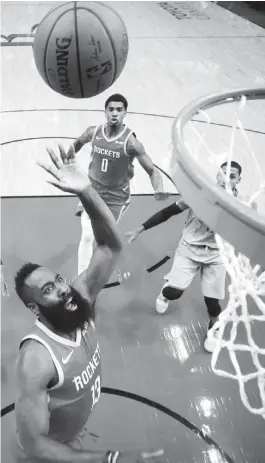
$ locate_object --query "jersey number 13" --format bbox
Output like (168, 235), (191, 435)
(91, 375), (101, 409)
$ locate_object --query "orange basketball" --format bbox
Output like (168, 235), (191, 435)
(33, 2), (129, 98)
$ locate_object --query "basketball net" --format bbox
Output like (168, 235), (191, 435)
(172, 92), (265, 418)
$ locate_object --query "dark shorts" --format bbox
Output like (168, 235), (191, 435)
(76, 200), (130, 223)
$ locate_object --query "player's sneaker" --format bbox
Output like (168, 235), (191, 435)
(204, 323), (219, 353)
(156, 293), (169, 314)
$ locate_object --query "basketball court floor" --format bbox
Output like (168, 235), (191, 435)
(1, 2), (265, 462)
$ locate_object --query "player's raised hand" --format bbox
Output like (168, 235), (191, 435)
(38, 144), (89, 194)
(125, 226), (144, 244)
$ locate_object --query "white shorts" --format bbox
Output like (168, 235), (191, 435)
(164, 241), (226, 300)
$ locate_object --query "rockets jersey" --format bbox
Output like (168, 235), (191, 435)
(19, 319), (101, 444)
(88, 124), (135, 205)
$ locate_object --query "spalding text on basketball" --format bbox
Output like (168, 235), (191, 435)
(86, 60), (112, 79)
(55, 37), (74, 97)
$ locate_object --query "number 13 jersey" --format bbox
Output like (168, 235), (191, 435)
(19, 319), (101, 444)
(88, 124), (135, 205)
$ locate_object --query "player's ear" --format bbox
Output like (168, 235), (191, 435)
(27, 302), (39, 315)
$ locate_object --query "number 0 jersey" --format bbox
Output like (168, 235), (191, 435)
(88, 124), (135, 205)
(18, 319), (101, 445)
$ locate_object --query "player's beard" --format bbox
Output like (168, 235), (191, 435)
(38, 286), (92, 335)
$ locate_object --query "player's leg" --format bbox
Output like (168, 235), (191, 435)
(201, 257), (226, 352)
(204, 297), (222, 329)
(77, 210), (95, 275)
(156, 244), (199, 314)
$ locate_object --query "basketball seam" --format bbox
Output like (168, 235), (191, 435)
(96, 0), (128, 32)
(95, 0), (128, 82)
(39, 2), (75, 24)
(74, 2), (85, 98)
(76, 6), (118, 86)
(42, 8), (75, 88)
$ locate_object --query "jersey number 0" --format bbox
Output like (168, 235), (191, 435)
(101, 158), (108, 172)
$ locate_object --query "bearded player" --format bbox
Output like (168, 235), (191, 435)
(13, 146), (163, 462)
(126, 161), (255, 353)
(70, 93), (167, 275)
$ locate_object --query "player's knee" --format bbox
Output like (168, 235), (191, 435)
(204, 297), (221, 317)
(80, 215), (93, 244)
(162, 286), (183, 301)
(80, 227), (93, 244)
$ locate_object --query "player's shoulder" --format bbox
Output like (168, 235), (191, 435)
(126, 133), (144, 156)
(237, 192), (257, 210)
(82, 125), (97, 140)
(18, 339), (55, 387)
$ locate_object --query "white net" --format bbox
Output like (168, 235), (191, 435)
(212, 236), (265, 418)
(174, 91), (265, 418)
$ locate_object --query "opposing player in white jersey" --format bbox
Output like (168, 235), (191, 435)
(70, 93), (168, 275)
(13, 146), (161, 462)
(126, 161), (256, 353)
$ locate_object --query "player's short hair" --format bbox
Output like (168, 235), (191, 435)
(221, 161), (242, 176)
(15, 262), (41, 305)
(105, 94), (128, 111)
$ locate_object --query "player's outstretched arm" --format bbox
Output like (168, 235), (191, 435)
(39, 145), (122, 307)
(75, 186), (122, 305)
(125, 201), (184, 243)
(16, 341), (110, 462)
(69, 126), (96, 155)
(126, 136), (169, 200)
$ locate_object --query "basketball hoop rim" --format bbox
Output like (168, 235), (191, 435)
(172, 88), (265, 261)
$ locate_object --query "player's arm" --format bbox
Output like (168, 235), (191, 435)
(16, 341), (110, 462)
(126, 136), (167, 199)
(40, 145), (122, 316)
(126, 199), (188, 243)
(74, 184), (122, 308)
(70, 126), (96, 155)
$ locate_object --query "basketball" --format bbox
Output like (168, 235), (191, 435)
(33, 1), (129, 98)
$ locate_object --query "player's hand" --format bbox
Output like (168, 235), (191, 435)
(38, 145), (90, 194)
(125, 227), (144, 244)
(154, 192), (170, 201)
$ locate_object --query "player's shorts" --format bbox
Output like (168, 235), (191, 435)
(164, 240), (226, 300)
(77, 200), (130, 224)
(75, 181), (131, 218)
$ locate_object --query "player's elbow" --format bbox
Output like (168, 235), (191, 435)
(99, 237), (122, 253)
(19, 434), (47, 460)
(146, 164), (155, 177)
(112, 236), (123, 253)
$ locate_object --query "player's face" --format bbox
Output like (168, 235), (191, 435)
(25, 267), (90, 334)
(105, 101), (126, 127)
(217, 166), (241, 191)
